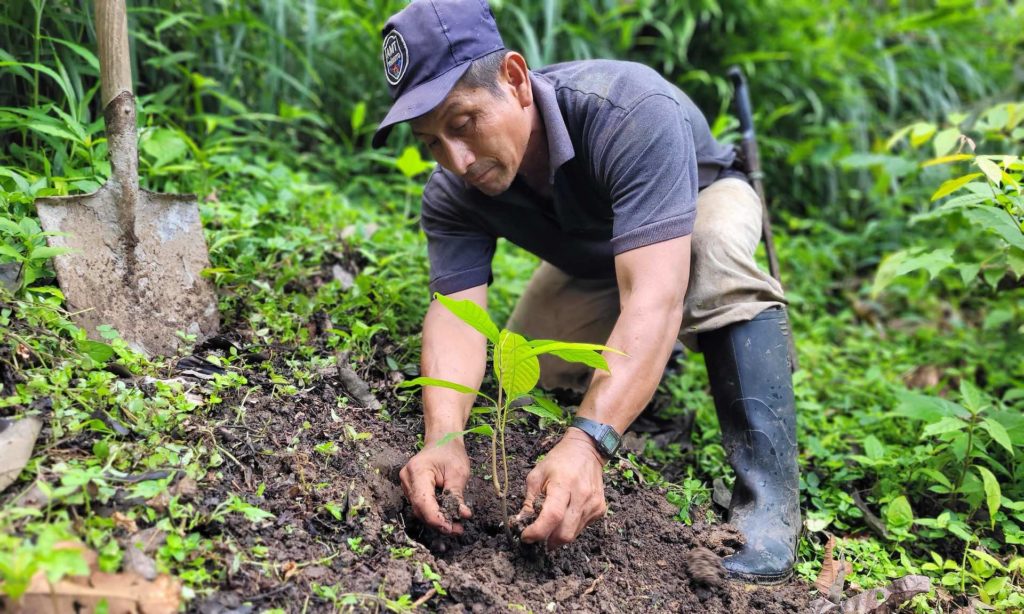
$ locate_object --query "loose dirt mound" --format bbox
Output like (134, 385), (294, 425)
(190, 359), (811, 612)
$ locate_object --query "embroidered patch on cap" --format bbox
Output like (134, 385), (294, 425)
(382, 30), (409, 86)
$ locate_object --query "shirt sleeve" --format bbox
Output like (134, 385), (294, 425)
(420, 172), (497, 296)
(595, 93), (699, 254)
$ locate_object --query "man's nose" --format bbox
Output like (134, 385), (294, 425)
(443, 139), (475, 176)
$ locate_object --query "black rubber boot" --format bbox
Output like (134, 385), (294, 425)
(698, 307), (800, 584)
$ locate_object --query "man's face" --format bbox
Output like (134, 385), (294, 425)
(410, 77), (532, 196)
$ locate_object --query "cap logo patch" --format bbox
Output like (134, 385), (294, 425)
(383, 30), (409, 86)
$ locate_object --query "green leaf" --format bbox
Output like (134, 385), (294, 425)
(76, 339), (114, 363)
(521, 396), (564, 422)
(894, 390), (966, 422)
(960, 206), (1024, 250)
(526, 340), (623, 371)
(931, 173), (984, 201)
(433, 424), (494, 447)
(395, 146), (434, 178)
(28, 245), (68, 261)
(399, 376), (484, 399)
(863, 435), (885, 460)
(981, 417), (1014, 455)
(932, 128), (961, 157)
(884, 495), (914, 529)
(141, 128), (188, 168)
(350, 102), (366, 133)
(0, 244), (23, 261)
(922, 416), (968, 438)
(494, 330), (540, 399)
(976, 157), (1003, 186)
(959, 380), (988, 414)
(909, 122), (937, 148)
(872, 247), (955, 296)
(975, 466), (1001, 528)
(433, 292), (498, 343)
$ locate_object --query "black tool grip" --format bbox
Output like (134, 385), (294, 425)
(727, 66), (755, 140)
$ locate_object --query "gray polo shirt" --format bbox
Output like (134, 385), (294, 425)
(421, 59), (739, 295)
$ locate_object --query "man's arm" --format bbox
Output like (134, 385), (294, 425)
(400, 284), (489, 535)
(520, 235), (691, 547)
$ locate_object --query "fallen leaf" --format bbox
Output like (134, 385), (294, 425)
(815, 535), (852, 602)
(903, 365), (941, 390)
(282, 561), (300, 581)
(840, 575), (931, 614)
(112, 511), (138, 533)
(170, 476), (198, 498)
(3, 541), (180, 613)
(0, 417), (42, 494)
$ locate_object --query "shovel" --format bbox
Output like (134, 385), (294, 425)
(35, 0), (218, 357)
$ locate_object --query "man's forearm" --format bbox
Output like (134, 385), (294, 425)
(575, 298), (683, 434)
(420, 289), (489, 444)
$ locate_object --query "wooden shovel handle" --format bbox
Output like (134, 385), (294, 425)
(96, 0), (133, 107)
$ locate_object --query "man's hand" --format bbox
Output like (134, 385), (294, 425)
(400, 438), (473, 535)
(519, 429), (607, 549)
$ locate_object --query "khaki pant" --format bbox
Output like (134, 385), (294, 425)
(506, 177), (786, 392)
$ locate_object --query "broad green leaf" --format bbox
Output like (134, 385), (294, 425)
(434, 293), (498, 343)
(531, 396), (563, 419)
(522, 404), (563, 422)
(29, 245), (68, 261)
(141, 128), (188, 168)
(931, 173), (984, 201)
(975, 466), (1001, 528)
(921, 416), (968, 438)
(395, 146), (435, 179)
(909, 122), (937, 148)
(981, 417), (1014, 455)
(932, 128), (961, 157)
(976, 157), (1003, 186)
(960, 207), (1024, 250)
(0, 244), (23, 261)
(526, 340), (624, 372)
(959, 380), (988, 414)
(863, 435), (885, 460)
(884, 495), (914, 529)
(399, 376), (481, 397)
(494, 330), (540, 399)
(872, 247), (954, 297)
(76, 339), (114, 363)
(893, 390), (966, 422)
(434, 424), (494, 447)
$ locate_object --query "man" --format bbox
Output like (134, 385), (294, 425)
(373, 0), (800, 584)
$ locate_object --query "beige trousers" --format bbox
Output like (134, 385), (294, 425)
(505, 177), (786, 392)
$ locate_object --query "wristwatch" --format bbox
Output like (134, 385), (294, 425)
(571, 417), (622, 459)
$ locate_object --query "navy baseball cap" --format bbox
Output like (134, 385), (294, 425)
(372, 0), (505, 148)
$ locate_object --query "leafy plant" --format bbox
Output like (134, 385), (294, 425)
(399, 292), (621, 537)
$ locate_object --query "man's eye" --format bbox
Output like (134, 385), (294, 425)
(452, 118), (471, 133)
(428, 139), (441, 149)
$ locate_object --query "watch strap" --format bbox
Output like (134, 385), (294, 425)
(571, 417), (622, 458)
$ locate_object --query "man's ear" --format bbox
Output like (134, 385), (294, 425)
(501, 52), (533, 108)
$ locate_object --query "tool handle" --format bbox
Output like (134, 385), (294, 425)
(727, 66), (755, 141)
(96, 0), (133, 107)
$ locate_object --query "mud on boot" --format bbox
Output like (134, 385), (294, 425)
(698, 307), (801, 584)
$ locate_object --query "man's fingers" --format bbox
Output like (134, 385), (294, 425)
(402, 467), (451, 533)
(447, 487), (473, 519)
(521, 486), (569, 545)
(549, 503), (585, 549)
(518, 469), (544, 516)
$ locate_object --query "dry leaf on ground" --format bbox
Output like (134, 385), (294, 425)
(2, 541), (181, 614)
(815, 534), (852, 601)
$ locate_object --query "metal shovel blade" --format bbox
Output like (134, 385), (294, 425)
(36, 92), (218, 357)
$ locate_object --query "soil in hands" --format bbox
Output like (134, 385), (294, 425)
(164, 335), (810, 612)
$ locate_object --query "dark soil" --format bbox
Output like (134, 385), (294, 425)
(182, 350), (812, 613)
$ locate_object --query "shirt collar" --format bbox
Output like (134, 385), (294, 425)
(530, 72), (575, 183)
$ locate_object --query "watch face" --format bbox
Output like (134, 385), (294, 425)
(600, 430), (620, 454)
